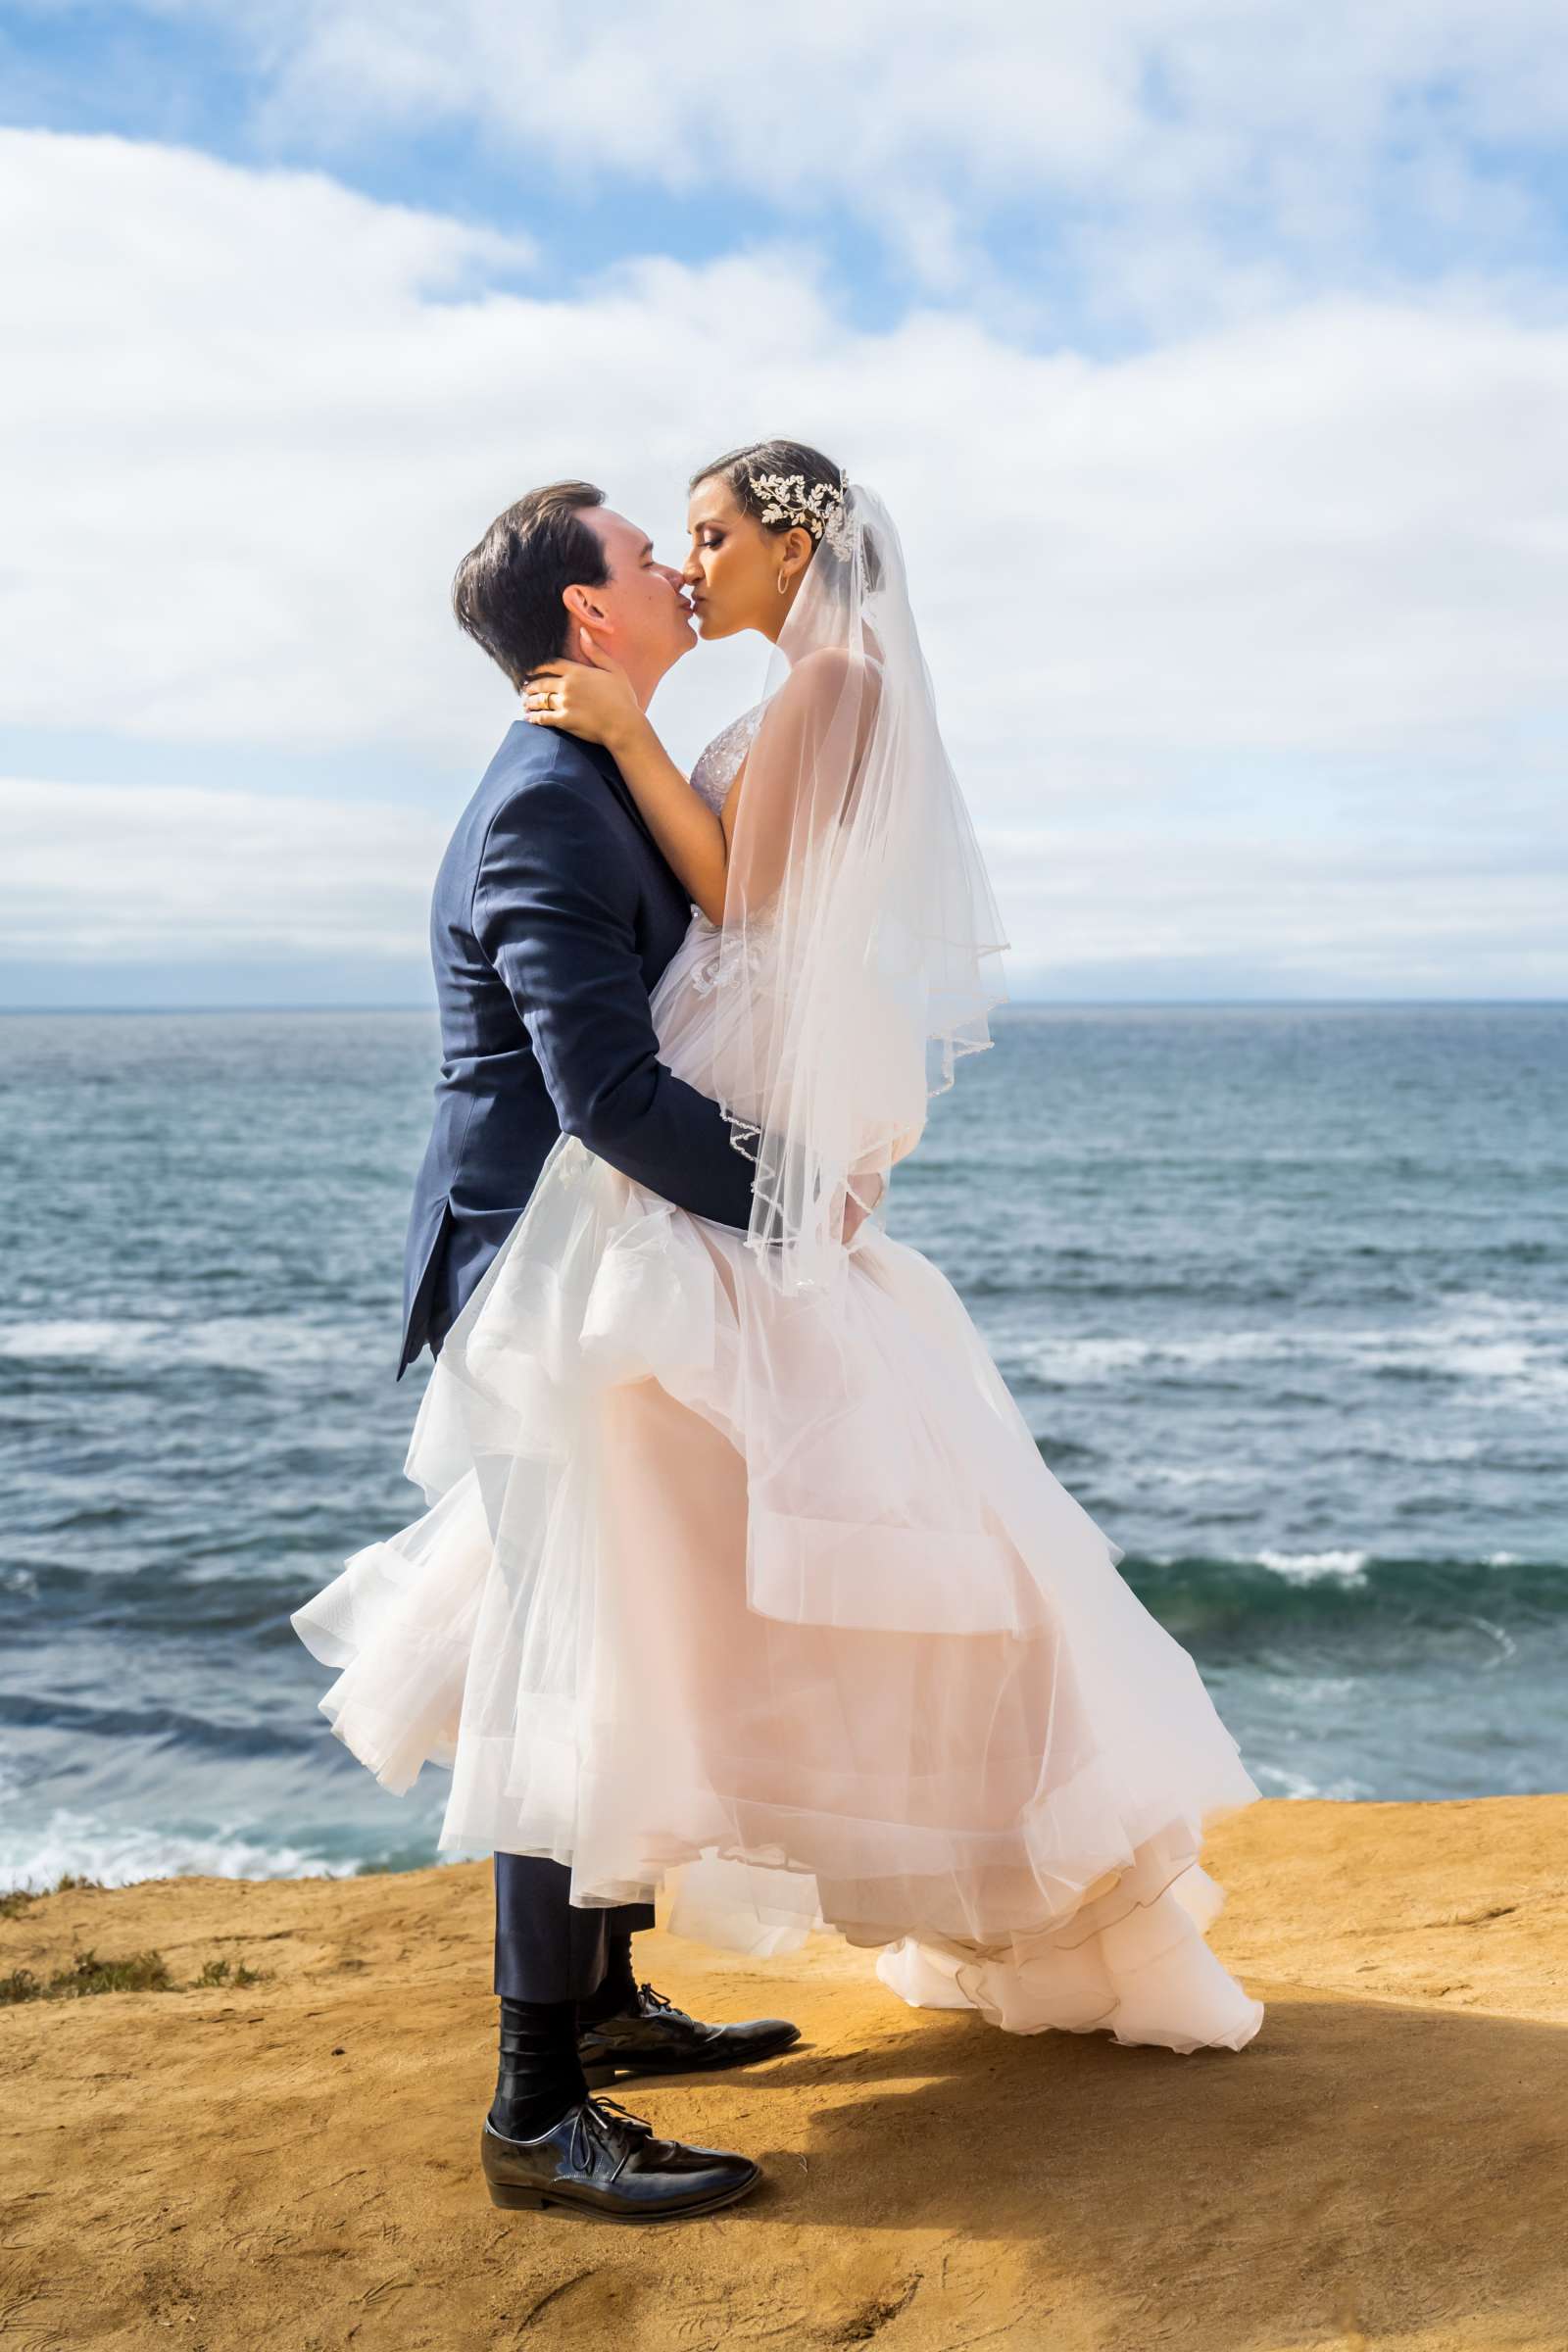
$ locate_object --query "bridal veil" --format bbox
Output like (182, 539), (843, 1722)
(690, 479), (1011, 1296)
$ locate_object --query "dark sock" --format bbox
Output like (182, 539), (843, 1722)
(488, 1997), (589, 2142)
(575, 1932), (640, 2027)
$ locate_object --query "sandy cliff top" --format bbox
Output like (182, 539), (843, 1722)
(4, 1795), (1567, 2351)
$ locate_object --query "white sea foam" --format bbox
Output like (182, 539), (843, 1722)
(1024, 1330), (1283, 1381)
(1140, 1462), (1256, 1489)
(0, 1315), (349, 1371)
(175, 1317), (348, 1371)
(1254, 1547), (1371, 1583)
(1020, 1296), (1568, 1403)
(1250, 1763), (1374, 1800)
(0, 1810), (358, 1894)
(1134, 1546), (1373, 1583)
(1263, 1674), (1361, 1703)
(0, 1319), (163, 1362)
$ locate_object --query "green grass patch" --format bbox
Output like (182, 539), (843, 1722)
(0, 1871), (106, 1919)
(0, 1948), (270, 2006)
(0, 1948), (172, 2004)
(190, 1957), (266, 1989)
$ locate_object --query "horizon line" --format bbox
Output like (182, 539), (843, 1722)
(4, 997), (1566, 1016)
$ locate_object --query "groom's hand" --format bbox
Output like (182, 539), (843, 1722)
(523, 630), (643, 755)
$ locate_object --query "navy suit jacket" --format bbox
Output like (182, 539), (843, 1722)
(398, 717), (761, 1379)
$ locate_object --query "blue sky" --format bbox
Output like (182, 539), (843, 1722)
(3, 1), (1566, 1004)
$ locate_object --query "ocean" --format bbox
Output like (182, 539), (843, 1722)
(1, 1003), (1563, 1890)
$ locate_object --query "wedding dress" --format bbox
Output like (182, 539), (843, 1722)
(292, 484), (1263, 2056)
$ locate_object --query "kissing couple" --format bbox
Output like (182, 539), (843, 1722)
(292, 439), (1264, 2224)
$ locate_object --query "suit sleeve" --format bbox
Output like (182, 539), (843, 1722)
(473, 779), (762, 1229)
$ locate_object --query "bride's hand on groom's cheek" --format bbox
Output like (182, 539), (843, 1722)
(522, 630), (642, 752)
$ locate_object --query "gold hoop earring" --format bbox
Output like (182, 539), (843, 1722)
(776, 565), (790, 596)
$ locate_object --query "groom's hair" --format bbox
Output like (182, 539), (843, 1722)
(451, 482), (611, 690)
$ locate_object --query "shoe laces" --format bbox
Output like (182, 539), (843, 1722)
(570, 2090), (655, 2173)
(592, 2093), (654, 2133)
(637, 1980), (690, 2022)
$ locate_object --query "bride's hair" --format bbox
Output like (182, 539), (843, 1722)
(690, 438), (881, 592)
(690, 436), (843, 518)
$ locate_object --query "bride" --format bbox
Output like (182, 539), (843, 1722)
(292, 441), (1264, 2058)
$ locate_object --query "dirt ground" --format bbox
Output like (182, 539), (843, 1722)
(4, 1795), (1567, 2352)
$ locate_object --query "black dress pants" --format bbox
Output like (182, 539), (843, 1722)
(425, 1317), (653, 2003)
(492, 1854), (656, 2002)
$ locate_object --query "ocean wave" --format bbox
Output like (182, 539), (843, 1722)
(1248, 1762), (1377, 1801)
(1138, 1462), (1266, 1490)
(0, 1316), (354, 1371)
(0, 1319), (159, 1362)
(1121, 1549), (1568, 1634)
(1253, 1547), (1370, 1583)
(0, 1809), (358, 1895)
(0, 1691), (319, 1758)
(1019, 1298), (1568, 1400)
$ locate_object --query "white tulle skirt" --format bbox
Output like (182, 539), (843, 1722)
(292, 930), (1264, 2056)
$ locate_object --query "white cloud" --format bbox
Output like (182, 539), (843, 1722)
(7, 775), (1559, 1000)
(80, 0), (1568, 313)
(987, 823), (1568, 997)
(1, 776), (446, 960)
(5, 129), (1568, 778)
(2, 126), (1563, 994)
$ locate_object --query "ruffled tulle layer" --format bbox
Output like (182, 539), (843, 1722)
(874, 1861), (1261, 2051)
(292, 1131), (1263, 2052)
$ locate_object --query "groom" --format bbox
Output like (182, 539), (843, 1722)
(400, 481), (798, 2222)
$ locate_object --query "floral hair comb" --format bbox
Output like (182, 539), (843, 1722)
(744, 469), (855, 558)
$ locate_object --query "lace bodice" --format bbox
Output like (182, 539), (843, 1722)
(689, 701), (765, 814)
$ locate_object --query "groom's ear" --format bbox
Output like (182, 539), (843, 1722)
(563, 580), (611, 633)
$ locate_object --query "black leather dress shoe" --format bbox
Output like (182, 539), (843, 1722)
(576, 1979), (801, 2088)
(480, 2093), (760, 2221)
